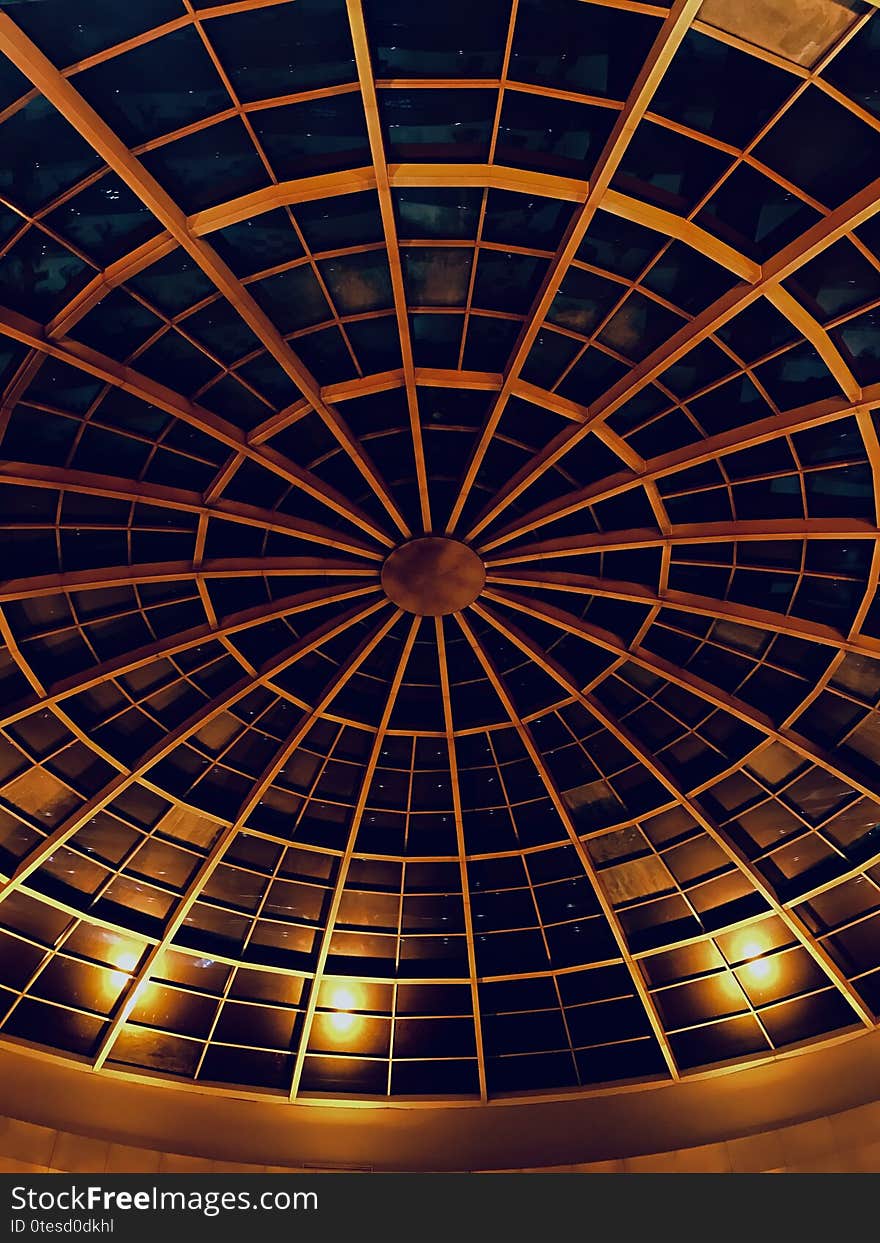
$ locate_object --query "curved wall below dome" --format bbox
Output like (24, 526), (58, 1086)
(0, 1028), (879, 1173)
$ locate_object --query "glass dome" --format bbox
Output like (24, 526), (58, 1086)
(0, 0), (878, 1104)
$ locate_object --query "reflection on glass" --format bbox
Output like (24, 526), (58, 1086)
(106, 949), (141, 999)
(329, 985), (357, 1010)
(737, 939), (779, 986)
(327, 984), (361, 1038)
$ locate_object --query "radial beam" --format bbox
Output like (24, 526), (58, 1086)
(0, 557), (376, 604)
(0, 304), (393, 548)
(454, 609), (680, 1080)
(473, 600), (874, 1030)
(444, 0), (704, 534)
(484, 519), (880, 566)
(290, 616), (421, 1100)
(484, 568), (880, 660)
(478, 385), (880, 551)
(463, 169), (880, 542)
(91, 605), (403, 1071)
(766, 285), (860, 403)
(0, 582), (381, 730)
(90, 820), (240, 1071)
(0, 460), (382, 559)
(346, 0), (431, 534)
(485, 586), (880, 803)
(0, 15), (409, 539)
(0, 596), (389, 903)
(435, 617), (488, 1099)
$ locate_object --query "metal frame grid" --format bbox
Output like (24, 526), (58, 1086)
(0, 0), (878, 1103)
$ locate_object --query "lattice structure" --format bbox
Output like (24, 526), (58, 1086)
(0, 0), (878, 1102)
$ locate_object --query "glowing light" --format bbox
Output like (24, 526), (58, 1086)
(325, 983), (361, 1040)
(329, 1011), (356, 1034)
(744, 956), (772, 981)
(737, 939), (779, 986)
(330, 986), (357, 1011)
(106, 951), (141, 997)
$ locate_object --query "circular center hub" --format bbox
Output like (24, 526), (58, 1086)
(381, 537), (485, 616)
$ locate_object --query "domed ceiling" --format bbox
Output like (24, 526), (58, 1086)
(0, 0), (879, 1104)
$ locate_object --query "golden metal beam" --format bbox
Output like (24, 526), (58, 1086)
(0, 303), (393, 548)
(346, 0), (431, 533)
(290, 616), (420, 1099)
(766, 285), (860, 403)
(454, 610), (681, 1080)
(0, 15), (410, 539)
(484, 568), (880, 659)
(92, 606), (402, 1071)
(46, 234), (176, 339)
(600, 188), (759, 280)
(180, 166), (773, 282)
(323, 368), (502, 405)
(473, 600), (875, 1031)
(0, 557), (375, 604)
(0, 459), (382, 559)
(188, 166), (594, 239)
(445, 0), (705, 534)
(0, 597), (389, 903)
(484, 519), (880, 566)
(435, 616), (488, 1099)
(0, 583), (381, 730)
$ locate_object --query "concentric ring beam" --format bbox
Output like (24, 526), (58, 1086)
(45, 234), (177, 339)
